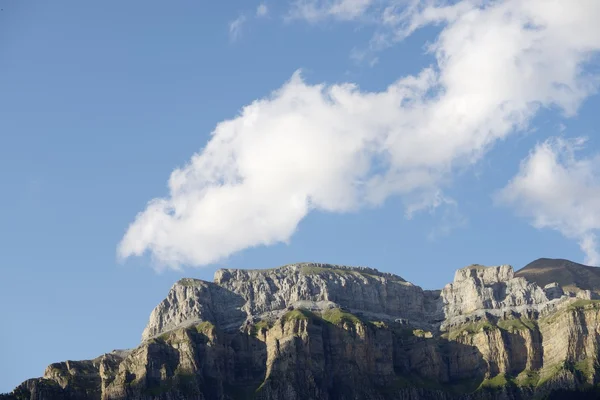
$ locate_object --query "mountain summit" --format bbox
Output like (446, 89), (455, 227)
(516, 258), (600, 296)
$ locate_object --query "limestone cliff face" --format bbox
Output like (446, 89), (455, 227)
(213, 263), (423, 319)
(6, 261), (600, 400)
(141, 279), (246, 341)
(142, 263), (444, 344)
(441, 265), (550, 320)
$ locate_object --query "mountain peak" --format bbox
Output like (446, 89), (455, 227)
(516, 257), (600, 295)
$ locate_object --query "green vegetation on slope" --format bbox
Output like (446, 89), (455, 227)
(412, 329), (433, 338)
(540, 299), (600, 326)
(537, 360), (595, 388)
(479, 371), (541, 390)
(447, 321), (496, 340)
(515, 370), (540, 387)
(445, 316), (537, 340)
(479, 373), (511, 389)
(195, 321), (215, 334)
(567, 299), (600, 310)
(321, 308), (362, 326)
(281, 309), (314, 323)
(497, 317), (537, 332)
(369, 320), (387, 329)
(250, 319), (272, 336)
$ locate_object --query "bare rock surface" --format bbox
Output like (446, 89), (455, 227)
(141, 279), (246, 340)
(439, 264), (566, 330)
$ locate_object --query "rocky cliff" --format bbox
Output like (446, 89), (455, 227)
(5, 259), (600, 400)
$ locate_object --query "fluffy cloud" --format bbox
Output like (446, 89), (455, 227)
(229, 15), (246, 41)
(119, 1), (600, 269)
(498, 138), (600, 265)
(257, 3), (269, 17)
(288, 0), (375, 22)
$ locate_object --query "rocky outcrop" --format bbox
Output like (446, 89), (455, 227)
(441, 265), (549, 318)
(543, 283), (564, 300)
(7, 260), (600, 400)
(439, 264), (566, 332)
(141, 279), (246, 340)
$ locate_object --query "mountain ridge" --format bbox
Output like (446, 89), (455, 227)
(5, 258), (600, 400)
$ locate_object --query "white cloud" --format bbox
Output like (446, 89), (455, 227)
(119, 1), (600, 269)
(229, 15), (247, 41)
(288, 0), (375, 22)
(350, 47), (379, 67)
(425, 195), (467, 241)
(498, 137), (600, 266)
(581, 234), (600, 266)
(257, 3), (268, 17)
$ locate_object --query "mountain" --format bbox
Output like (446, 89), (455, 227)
(515, 258), (600, 296)
(4, 261), (600, 400)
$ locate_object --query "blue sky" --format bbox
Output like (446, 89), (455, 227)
(1, 0), (600, 393)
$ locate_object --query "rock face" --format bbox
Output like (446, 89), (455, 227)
(440, 264), (554, 328)
(6, 260), (600, 400)
(141, 279), (247, 340)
